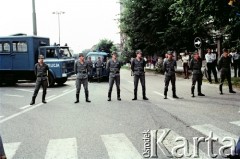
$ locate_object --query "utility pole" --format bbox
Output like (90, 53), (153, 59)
(32, 0), (37, 35)
(53, 11), (65, 45)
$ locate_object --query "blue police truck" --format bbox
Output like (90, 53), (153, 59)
(0, 35), (75, 86)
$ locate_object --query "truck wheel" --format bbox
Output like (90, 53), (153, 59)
(56, 77), (67, 85)
(48, 74), (55, 87)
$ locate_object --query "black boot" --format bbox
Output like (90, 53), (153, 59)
(198, 85), (205, 96)
(164, 90), (167, 99)
(172, 91), (179, 99)
(219, 84), (223, 95)
(229, 84), (236, 93)
(108, 92), (111, 101)
(42, 94), (47, 104)
(85, 92), (91, 103)
(117, 90), (121, 101)
(132, 91), (137, 100)
(191, 86), (195, 97)
(30, 96), (36, 105)
(74, 94), (79, 103)
(142, 91), (148, 100)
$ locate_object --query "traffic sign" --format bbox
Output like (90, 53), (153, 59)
(194, 37), (202, 48)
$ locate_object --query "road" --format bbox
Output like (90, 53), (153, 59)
(0, 69), (239, 159)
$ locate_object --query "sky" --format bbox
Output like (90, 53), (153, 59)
(0, 0), (121, 53)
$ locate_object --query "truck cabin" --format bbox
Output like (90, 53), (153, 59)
(39, 46), (72, 59)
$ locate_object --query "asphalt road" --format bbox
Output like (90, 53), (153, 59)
(0, 69), (239, 159)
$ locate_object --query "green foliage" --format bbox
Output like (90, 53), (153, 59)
(95, 39), (116, 53)
(120, 0), (240, 55)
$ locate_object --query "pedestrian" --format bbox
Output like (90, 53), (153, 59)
(189, 51), (205, 97)
(30, 55), (49, 105)
(131, 50), (149, 100)
(181, 51), (190, 79)
(106, 51), (121, 101)
(87, 57), (93, 82)
(163, 51), (179, 99)
(95, 57), (103, 83)
(205, 48), (219, 83)
(218, 48), (236, 95)
(74, 53), (91, 103)
(231, 49), (240, 77)
(0, 135), (6, 159)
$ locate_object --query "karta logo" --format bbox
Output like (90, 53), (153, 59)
(142, 129), (237, 158)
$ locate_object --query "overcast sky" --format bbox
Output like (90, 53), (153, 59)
(0, 0), (120, 52)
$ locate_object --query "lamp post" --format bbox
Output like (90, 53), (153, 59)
(52, 11), (65, 45)
(32, 0), (37, 35)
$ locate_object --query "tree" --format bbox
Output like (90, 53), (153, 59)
(95, 39), (116, 53)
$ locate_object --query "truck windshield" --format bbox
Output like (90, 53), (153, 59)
(87, 55), (107, 62)
(59, 47), (72, 58)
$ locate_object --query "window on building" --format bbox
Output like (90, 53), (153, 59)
(0, 42), (10, 53)
(13, 41), (28, 52)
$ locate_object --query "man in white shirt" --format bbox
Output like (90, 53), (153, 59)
(231, 49), (240, 77)
(205, 48), (219, 83)
(181, 51), (190, 79)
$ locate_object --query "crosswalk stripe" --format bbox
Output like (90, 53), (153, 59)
(4, 142), (21, 159)
(45, 138), (78, 159)
(191, 124), (238, 145)
(156, 129), (210, 158)
(101, 133), (142, 159)
(230, 121), (240, 126)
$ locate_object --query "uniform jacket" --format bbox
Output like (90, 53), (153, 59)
(35, 63), (49, 81)
(190, 58), (202, 75)
(74, 60), (89, 79)
(131, 58), (146, 76)
(107, 59), (121, 77)
(163, 59), (177, 76)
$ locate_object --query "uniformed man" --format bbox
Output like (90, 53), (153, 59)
(74, 53), (91, 103)
(87, 57), (93, 82)
(30, 55), (49, 105)
(106, 51), (121, 101)
(131, 50), (148, 100)
(218, 48), (236, 95)
(189, 51), (205, 97)
(95, 57), (103, 82)
(205, 48), (219, 83)
(0, 135), (6, 159)
(163, 51), (179, 99)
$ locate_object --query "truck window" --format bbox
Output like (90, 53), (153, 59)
(59, 48), (72, 58)
(0, 42), (10, 53)
(13, 41), (28, 52)
(46, 48), (58, 58)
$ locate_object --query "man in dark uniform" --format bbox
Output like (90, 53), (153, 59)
(87, 57), (93, 82)
(218, 48), (236, 95)
(106, 51), (121, 101)
(30, 55), (49, 105)
(131, 50), (148, 100)
(95, 57), (103, 82)
(0, 135), (6, 159)
(189, 51), (205, 97)
(74, 53), (91, 103)
(163, 51), (179, 99)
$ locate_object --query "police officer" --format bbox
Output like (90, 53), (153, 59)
(163, 51), (179, 99)
(87, 57), (93, 82)
(218, 48), (236, 95)
(189, 51), (205, 97)
(74, 53), (91, 103)
(30, 55), (49, 105)
(95, 57), (103, 82)
(0, 135), (6, 159)
(106, 51), (121, 101)
(131, 50), (148, 100)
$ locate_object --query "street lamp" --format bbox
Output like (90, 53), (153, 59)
(52, 11), (65, 45)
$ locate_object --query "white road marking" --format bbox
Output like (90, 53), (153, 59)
(19, 95), (57, 110)
(101, 133), (142, 159)
(191, 124), (238, 145)
(128, 81), (134, 84)
(45, 138), (78, 159)
(4, 142), (21, 159)
(15, 89), (33, 93)
(153, 91), (175, 101)
(230, 121), (240, 126)
(63, 89), (71, 93)
(0, 116), (4, 119)
(4, 94), (24, 98)
(46, 95), (56, 99)
(156, 128), (210, 158)
(0, 89), (75, 124)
